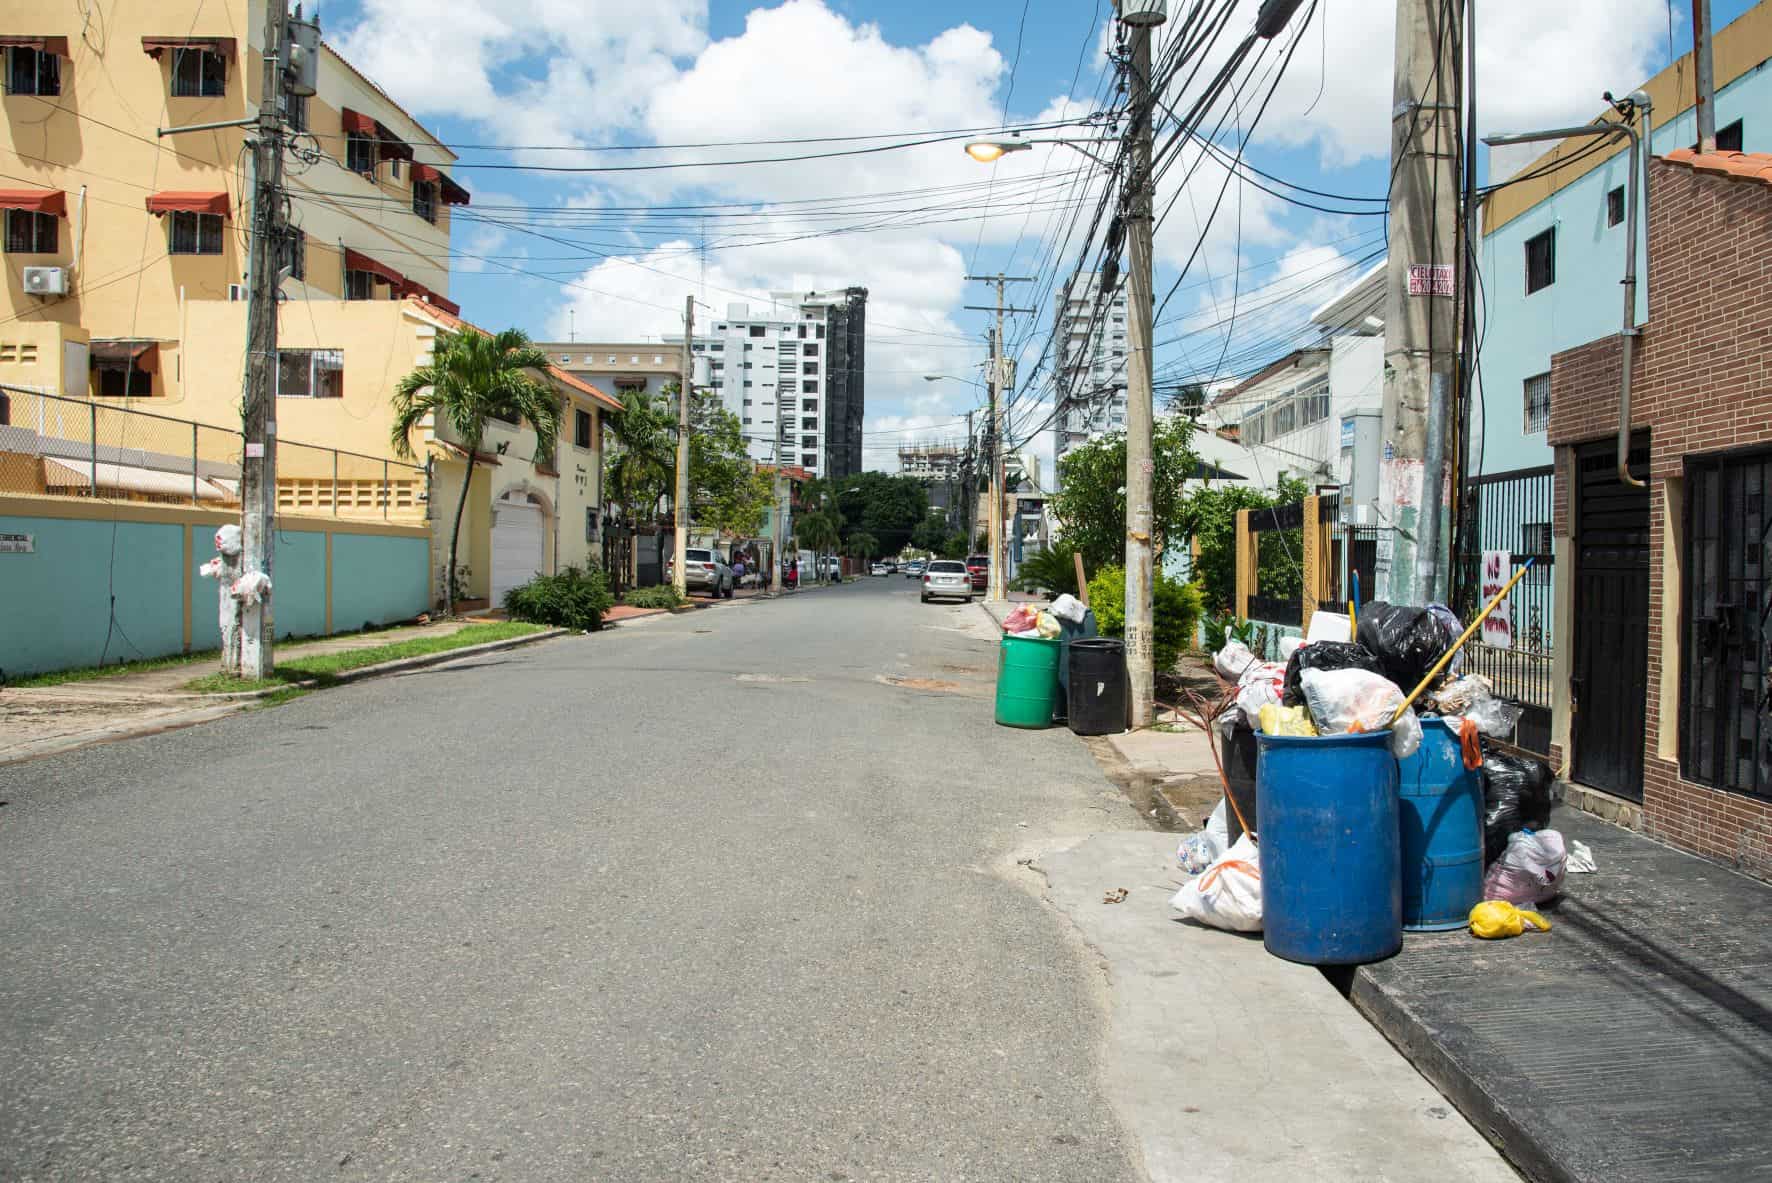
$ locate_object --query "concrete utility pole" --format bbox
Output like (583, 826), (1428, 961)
(965, 275), (1033, 601)
(673, 294), (693, 597)
(1380, 0), (1464, 607)
(237, 0), (292, 679)
(1120, 2), (1161, 727)
(1694, 0), (1717, 152)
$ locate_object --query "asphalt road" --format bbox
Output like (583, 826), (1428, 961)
(1, 577), (1147, 1181)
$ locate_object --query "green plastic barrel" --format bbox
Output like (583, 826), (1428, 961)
(995, 633), (1061, 728)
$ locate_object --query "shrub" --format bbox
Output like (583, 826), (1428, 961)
(621, 585), (687, 610)
(1085, 566), (1205, 674)
(1012, 547), (1081, 597)
(503, 566), (614, 632)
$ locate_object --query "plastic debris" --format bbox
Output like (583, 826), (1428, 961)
(1034, 610), (1062, 639)
(1214, 641), (1259, 682)
(1178, 801), (1230, 875)
(1049, 593), (1087, 624)
(1297, 666), (1421, 758)
(1304, 611), (1352, 644)
(1481, 751), (1555, 864)
(1003, 604), (1039, 634)
(1257, 702), (1317, 737)
(1277, 635), (1304, 662)
(1481, 829), (1567, 906)
(1281, 641), (1385, 707)
(1469, 899), (1552, 939)
(1355, 601), (1457, 690)
(213, 524), (242, 556)
(1103, 888), (1129, 904)
(1567, 839), (1597, 873)
(1236, 678), (1281, 728)
(1429, 674), (1522, 738)
(1171, 834), (1262, 932)
(230, 570), (272, 605)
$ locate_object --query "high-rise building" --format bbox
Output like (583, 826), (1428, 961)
(1053, 272), (1129, 477)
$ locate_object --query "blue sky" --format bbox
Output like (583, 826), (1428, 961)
(322, 0), (1756, 472)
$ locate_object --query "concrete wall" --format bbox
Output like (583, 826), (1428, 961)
(1, 493), (429, 677)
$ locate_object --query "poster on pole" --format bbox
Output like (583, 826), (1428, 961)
(1480, 550), (1513, 647)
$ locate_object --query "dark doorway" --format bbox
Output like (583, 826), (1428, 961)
(1572, 437), (1651, 800)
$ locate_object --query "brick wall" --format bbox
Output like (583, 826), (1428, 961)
(1547, 156), (1772, 879)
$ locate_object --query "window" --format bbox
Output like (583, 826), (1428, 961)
(279, 89), (307, 132)
(168, 211), (223, 255)
(1523, 371), (1551, 433)
(1524, 227), (1555, 294)
(387, 158), (402, 181)
(346, 133), (376, 176)
(797, 325), (807, 339)
(1606, 185), (1625, 228)
(749, 325), (765, 337)
(803, 343), (818, 357)
(276, 349), (344, 398)
(743, 416), (752, 425)
(574, 408), (593, 449)
(280, 227), (305, 281)
(802, 399), (817, 411)
(743, 399), (752, 407)
(816, 326), (825, 340)
(1520, 522), (1552, 558)
(803, 380), (817, 393)
(412, 180), (437, 223)
(802, 362), (818, 375)
(94, 359), (152, 397)
(345, 269), (379, 300)
(802, 435), (817, 449)
(802, 416), (818, 429)
(6, 48), (60, 96)
(1717, 119), (1744, 152)
(171, 48), (226, 98)
(4, 209), (57, 254)
(803, 453), (818, 467)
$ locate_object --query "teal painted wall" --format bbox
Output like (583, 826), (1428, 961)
(0, 515), (185, 679)
(331, 532), (429, 633)
(2, 511), (429, 678)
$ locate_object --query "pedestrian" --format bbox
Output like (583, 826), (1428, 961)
(732, 556), (746, 587)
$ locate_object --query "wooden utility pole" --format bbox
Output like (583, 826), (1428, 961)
(673, 294), (692, 597)
(1380, 0), (1463, 606)
(238, 0), (291, 678)
(965, 275), (1033, 601)
(1122, 10), (1158, 726)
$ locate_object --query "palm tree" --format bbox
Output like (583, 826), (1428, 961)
(845, 531), (879, 566)
(390, 328), (561, 616)
(605, 384), (675, 525)
(796, 509), (843, 582)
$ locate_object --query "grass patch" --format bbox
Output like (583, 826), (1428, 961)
(9, 649), (220, 689)
(182, 621), (548, 695)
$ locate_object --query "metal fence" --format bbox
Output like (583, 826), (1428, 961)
(0, 386), (425, 519)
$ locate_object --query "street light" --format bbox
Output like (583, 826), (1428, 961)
(963, 136), (1118, 168)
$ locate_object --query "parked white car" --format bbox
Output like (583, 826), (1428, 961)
(665, 547), (734, 598)
(920, 559), (973, 604)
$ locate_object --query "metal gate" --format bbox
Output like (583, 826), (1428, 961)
(1455, 466), (1555, 754)
(1573, 439), (1651, 800)
(1682, 448), (1772, 801)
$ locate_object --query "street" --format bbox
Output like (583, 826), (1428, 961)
(1, 579), (1146, 1181)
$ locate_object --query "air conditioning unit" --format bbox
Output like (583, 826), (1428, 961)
(228, 284), (247, 301)
(23, 267), (67, 296)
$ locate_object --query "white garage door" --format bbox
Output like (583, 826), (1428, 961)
(490, 501), (544, 605)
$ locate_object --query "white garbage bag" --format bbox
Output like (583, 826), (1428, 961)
(1049, 593), (1087, 624)
(1481, 829), (1568, 905)
(1213, 640), (1258, 681)
(1171, 834), (1262, 932)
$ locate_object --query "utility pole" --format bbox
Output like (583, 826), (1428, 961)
(674, 294), (693, 598)
(1380, 0), (1463, 606)
(1120, 1), (1160, 727)
(1694, 0), (1717, 152)
(237, 0), (293, 679)
(965, 275), (1034, 601)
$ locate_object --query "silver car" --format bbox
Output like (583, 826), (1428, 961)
(666, 547), (734, 598)
(920, 559), (973, 604)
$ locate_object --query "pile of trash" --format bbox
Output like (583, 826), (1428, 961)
(1002, 593), (1089, 638)
(1170, 598), (1593, 940)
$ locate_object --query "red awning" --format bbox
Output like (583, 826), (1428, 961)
(411, 163), (469, 205)
(0, 189), (67, 216)
(144, 191), (230, 216)
(140, 36), (236, 59)
(377, 132), (413, 163)
(0, 36), (71, 56)
(411, 163), (441, 184)
(343, 247), (405, 288)
(340, 108), (377, 135)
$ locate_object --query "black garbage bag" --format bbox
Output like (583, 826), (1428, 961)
(1481, 750), (1555, 864)
(1281, 641), (1386, 706)
(1355, 601), (1457, 690)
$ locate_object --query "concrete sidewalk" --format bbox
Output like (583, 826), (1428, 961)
(1037, 831), (1517, 1181)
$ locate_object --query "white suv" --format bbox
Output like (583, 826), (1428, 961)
(667, 548), (734, 598)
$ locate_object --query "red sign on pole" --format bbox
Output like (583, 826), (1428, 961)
(1407, 263), (1455, 297)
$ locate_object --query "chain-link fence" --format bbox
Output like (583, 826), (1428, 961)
(0, 385), (424, 519)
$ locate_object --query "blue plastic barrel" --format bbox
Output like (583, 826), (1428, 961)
(1256, 730), (1402, 965)
(1397, 719), (1484, 931)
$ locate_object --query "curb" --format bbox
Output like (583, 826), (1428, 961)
(200, 627), (569, 699)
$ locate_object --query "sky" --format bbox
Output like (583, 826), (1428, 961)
(321, 0), (1755, 476)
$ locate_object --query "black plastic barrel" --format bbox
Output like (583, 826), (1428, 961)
(1066, 638), (1127, 735)
(1222, 723), (1259, 843)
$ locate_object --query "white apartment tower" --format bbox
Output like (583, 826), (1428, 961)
(1054, 271), (1130, 475)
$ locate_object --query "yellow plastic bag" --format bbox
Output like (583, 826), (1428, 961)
(1257, 703), (1318, 737)
(1469, 900), (1551, 939)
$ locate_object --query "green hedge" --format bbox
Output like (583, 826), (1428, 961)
(621, 585), (687, 610)
(1085, 566), (1204, 673)
(503, 566), (614, 632)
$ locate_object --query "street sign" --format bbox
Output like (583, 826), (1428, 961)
(1481, 550), (1513, 646)
(1407, 263), (1455, 297)
(0, 532), (33, 554)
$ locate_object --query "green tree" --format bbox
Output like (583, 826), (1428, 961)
(391, 328), (560, 617)
(1178, 473), (1309, 613)
(686, 384), (771, 537)
(797, 509), (843, 580)
(832, 472), (929, 558)
(1050, 417), (1197, 572)
(604, 385), (674, 527)
(844, 531), (879, 564)
(910, 513), (950, 554)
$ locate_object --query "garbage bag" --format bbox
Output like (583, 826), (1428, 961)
(1257, 703), (1317, 737)
(1049, 593), (1087, 624)
(1469, 899), (1552, 939)
(1355, 601), (1457, 690)
(1236, 678), (1281, 728)
(1004, 604), (1039, 634)
(1429, 674), (1523, 738)
(1177, 804), (1228, 876)
(1481, 750), (1554, 863)
(1481, 829), (1567, 906)
(1214, 640), (1259, 682)
(1034, 611), (1062, 639)
(1278, 635), (1304, 662)
(1171, 833), (1262, 932)
(1298, 667), (1419, 758)
(1281, 641), (1385, 707)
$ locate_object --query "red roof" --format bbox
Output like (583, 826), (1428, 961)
(1661, 148), (1772, 187)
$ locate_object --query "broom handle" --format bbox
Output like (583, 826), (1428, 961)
(1389, 558), (1535, 724)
